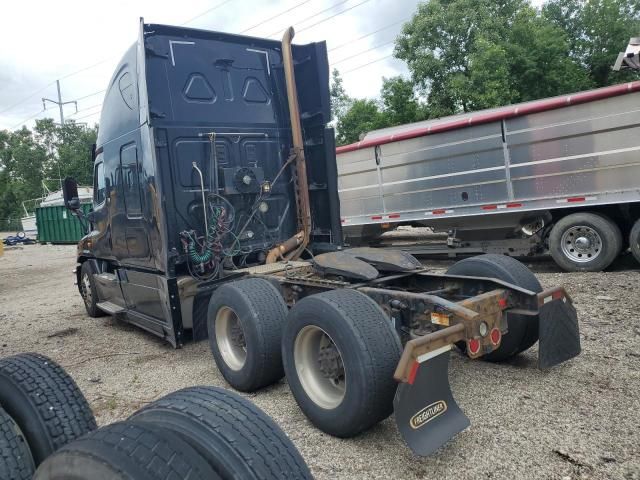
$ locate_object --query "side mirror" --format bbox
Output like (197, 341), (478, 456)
(63, 177), (80, 210)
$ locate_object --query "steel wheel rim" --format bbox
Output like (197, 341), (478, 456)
(560, 225), (602, 263)
(294, 325), (346, 409)
(215, 306), (247, 371)
(81, 273), (92, 306)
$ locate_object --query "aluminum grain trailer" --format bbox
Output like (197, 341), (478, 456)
(337, 83), (640, 271)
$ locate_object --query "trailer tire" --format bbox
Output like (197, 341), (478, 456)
(34, 421), (217, 480)
(129, 386), (312, 479)
(446, 254), (542, 361)
(282, 289), (402, 438)
(0, 353), (97, 466)
(0, 406), (35, 480)
(79, 261), (105, 317)
(629, 218), (640, 265)
(207, 278), (287, 392)
(549, 212), (622, 272)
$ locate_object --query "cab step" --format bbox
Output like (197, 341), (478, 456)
(96, 301), (126, 315)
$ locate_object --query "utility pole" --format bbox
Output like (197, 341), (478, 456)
(42, 80), (77, 125)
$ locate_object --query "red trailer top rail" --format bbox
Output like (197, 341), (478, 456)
(335, 81), (640, 154)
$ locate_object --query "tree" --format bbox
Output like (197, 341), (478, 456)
(394, 0), (594, 116)
(544, 0), (640, 86)
(330, 69), (352, 123)
(335, 99), (386, 146)
(380, 76), (428, 125)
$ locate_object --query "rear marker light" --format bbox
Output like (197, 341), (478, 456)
(408, 361), (420, 385)
(490, 328), (501, 345)
(468, 338), (481, 355)
(498, 298), (508, 309)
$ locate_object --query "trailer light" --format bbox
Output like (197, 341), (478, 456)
(430, 312), (450, 326)
(490, 328), (501, 345)
(498, 298), (508, 309)
(468, 338), (481, 355)
(479, 321), (488, 337)
(552, 290), (564, 301)
(408, 360), (420, 385)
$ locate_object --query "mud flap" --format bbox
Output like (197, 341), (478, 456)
(538, 295), (581, 369)
(393, 347), (470, 456)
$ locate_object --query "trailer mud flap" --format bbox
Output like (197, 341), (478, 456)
(537, 291), (581, 369)
(393, 347), (469, 456)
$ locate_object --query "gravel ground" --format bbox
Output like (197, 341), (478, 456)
(0, 243), (638, 480)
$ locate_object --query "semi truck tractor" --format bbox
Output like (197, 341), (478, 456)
(337, 81), (640, 272)
(63, 19), (580, 456)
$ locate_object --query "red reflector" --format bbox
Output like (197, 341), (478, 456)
(388, 213), (400, 219)
(371, 215), (383, 220)
(432, 209), (446, 215)
(482, 205), (497, 210)
(490, 328), (501, 345)
(567, 197), (586, 203)
(407, 360), (420, 385)
(498, 298), (508, 308)
(506, 203), (523, 208)
(552, 290), (564, 300)
(468, 338), (481, 355)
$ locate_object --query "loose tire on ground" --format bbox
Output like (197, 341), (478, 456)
(548, 212), (622, 272)
(34, 421), (218, 480)
(446, 254), (543, 361)
(630, 218), (640, 265)
(129, 386), (312, 479)
(207, 278), (287, 392)
(0, 353), (96, 466)
(79, 261), (106, 317)
(0, 406), (35, 480)
(282, 289), (402, 438)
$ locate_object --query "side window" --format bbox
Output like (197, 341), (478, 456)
(120, 143), (142, 217)
(94, 159), (106, 205)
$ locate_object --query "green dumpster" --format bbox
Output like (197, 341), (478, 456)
(35, 204), (91, 244)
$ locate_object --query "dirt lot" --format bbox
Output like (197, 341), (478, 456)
(0, 243), (638, 480)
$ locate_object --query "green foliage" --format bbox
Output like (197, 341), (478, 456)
(543, 0), (640, 86)
(335, 99), (386, 146)
(0, 120), (97, 230)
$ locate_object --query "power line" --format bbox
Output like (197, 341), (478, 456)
(67, 103), (103, 118)
(70, 89), (107, 103)
(266, 0), (350, 38)
(295, 0), (373, 36)
(73, 109), (102, 122)
(341, 53), (393, 74)
(182, 0), (235, 25)
(328, 17), (407, 52)
(241, 0), (313, 34)
(0, 81), (55, 116)
(9, 109), (47, 130)
(332, 39), (394, 66)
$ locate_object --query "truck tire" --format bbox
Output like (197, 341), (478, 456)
(79, 261), (105, 317)
(129, 386), (312, 480)
(446, 254), (543, 361)
(0, 353), (97, 466)
(34, 421), (217, 480)
(282, 289), (402, 438)
(549, 212), (622, 272)
(0, 406), (35, 480)
(207, 278), (287, 391)
(630, 218), (640, 265)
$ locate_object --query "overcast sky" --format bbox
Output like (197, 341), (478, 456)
(0, 0), (544, 130)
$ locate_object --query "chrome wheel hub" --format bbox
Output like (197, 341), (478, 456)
(561, 225), (602, 263)
(215, 307), (247, 371)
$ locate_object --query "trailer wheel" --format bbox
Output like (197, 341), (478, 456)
(129, 386), (312, 479)
(34, 421), (217, 480)
(549, 212), (622, 271)
(0, 353), (96, 466)
(0, 406), (35, 480)
(207, 278), (287, 391)
(630, 218), (640, 265)
(446, 254), (542, 361)
(282, 289), (402, 438)
(79, 261), (105, 317)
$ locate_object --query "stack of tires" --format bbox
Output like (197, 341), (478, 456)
(0, 353), (312, 479)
